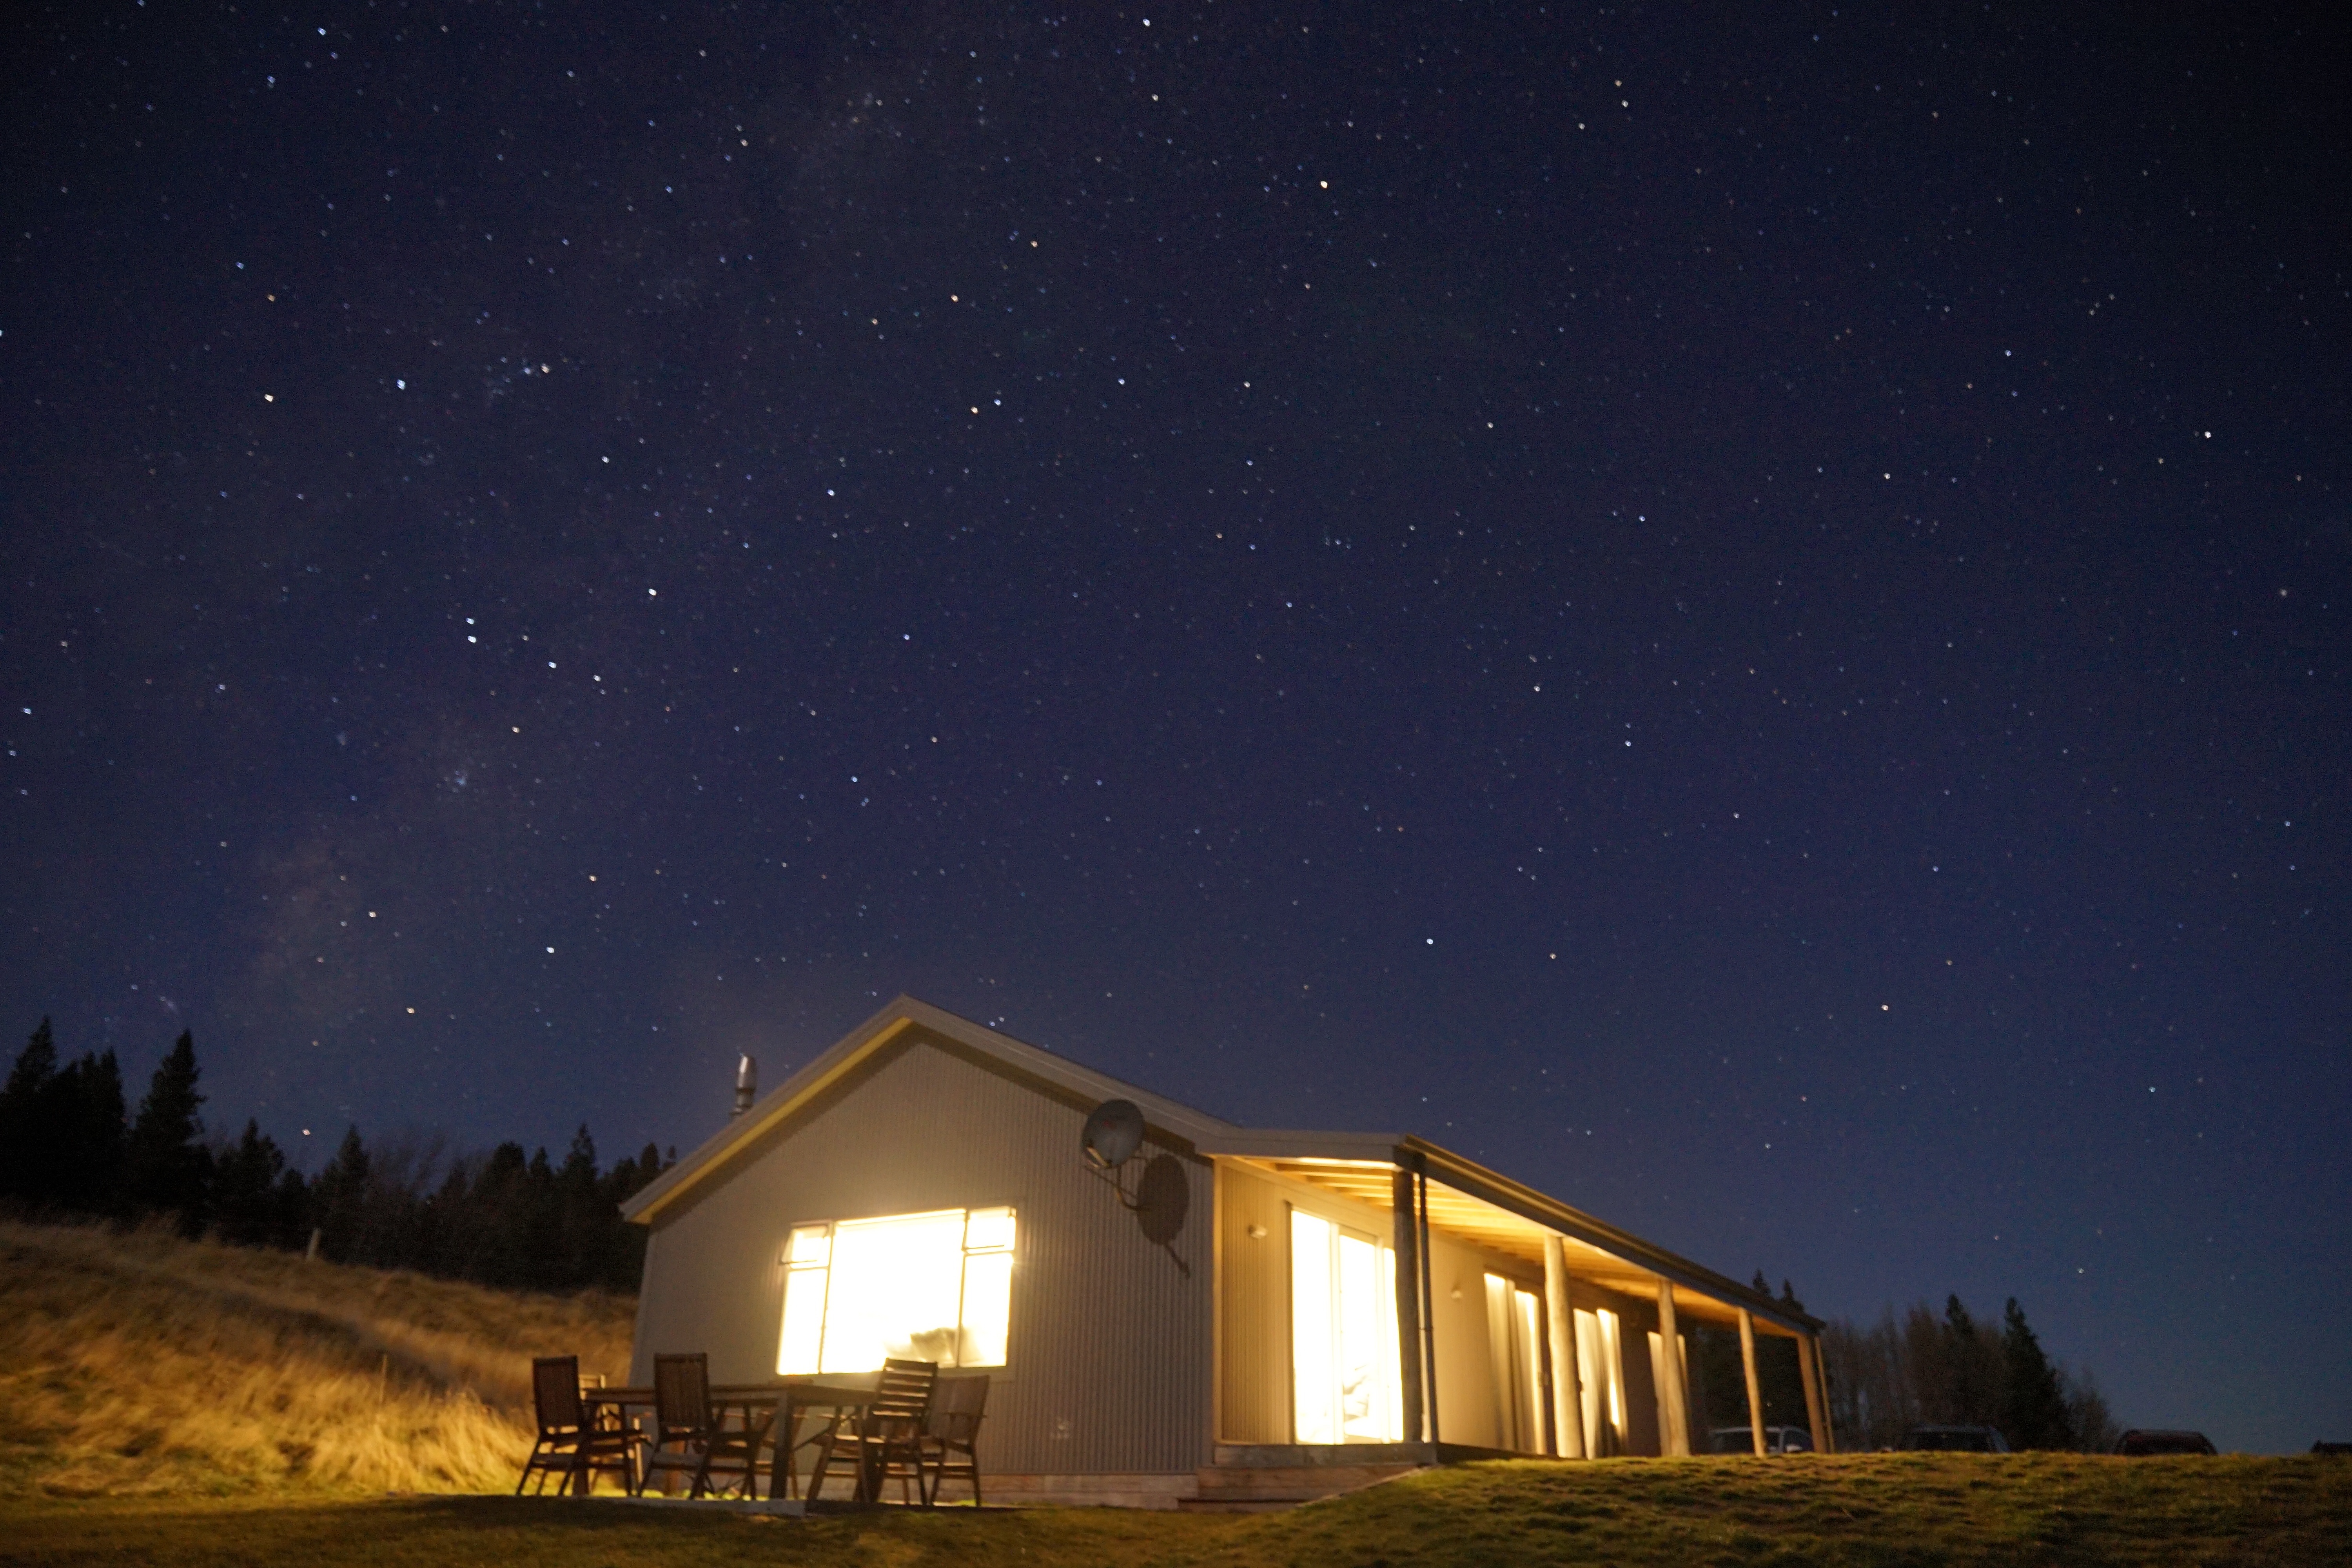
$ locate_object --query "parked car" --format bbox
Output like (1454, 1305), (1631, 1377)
(2114, 1430), (2216, 1456)
(1896, 1425), (2010, 1452)
(1706, 1425), (1815, 1455)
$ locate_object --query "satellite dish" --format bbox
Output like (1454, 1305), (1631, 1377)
(1082, 1098), (1145, 1171)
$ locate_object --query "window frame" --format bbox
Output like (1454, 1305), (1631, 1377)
(774, 1203), (1021, 1378)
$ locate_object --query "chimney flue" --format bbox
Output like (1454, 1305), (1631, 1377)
(732, 1054), (757, 1118)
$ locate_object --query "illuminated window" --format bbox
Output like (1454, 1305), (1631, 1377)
(1290, 1209), (1402, 1444)
(1573, 1306), (1626, 1455)
(776, 1207), (1016, 1375)
(1485, 1274), (1545, 1452)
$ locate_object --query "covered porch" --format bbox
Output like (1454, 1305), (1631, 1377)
(1206, 1131), (1830, 1470)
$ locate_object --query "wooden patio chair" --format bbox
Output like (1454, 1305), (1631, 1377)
(809, 1358), (938, 1505)
(637, 1352), (769, 1499)
(922, 1374), (991, 1506)
(516, 1355), (643, 1496)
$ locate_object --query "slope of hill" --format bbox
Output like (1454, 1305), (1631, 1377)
(5, 1454), (2351, 1568)
(0, 1220), (635, 1496)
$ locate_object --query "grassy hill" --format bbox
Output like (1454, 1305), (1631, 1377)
(2, 1220), (2346, 1564)
(4, 1455), (2349, 1567)
(0, 1219), (634, 1496)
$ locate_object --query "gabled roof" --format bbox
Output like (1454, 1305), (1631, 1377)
(619, 996), (1820, 1335)
(620, 995), (1239, 1224)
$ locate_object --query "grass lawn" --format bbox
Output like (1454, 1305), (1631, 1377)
(5, 1454), (2348, 1568)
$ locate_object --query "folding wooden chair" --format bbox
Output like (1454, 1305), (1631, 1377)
(922, 1374), (990, 1505)
(516, 1355), (643, 1496)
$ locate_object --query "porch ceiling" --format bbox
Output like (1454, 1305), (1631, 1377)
(1237, 1155), (1798, 1336)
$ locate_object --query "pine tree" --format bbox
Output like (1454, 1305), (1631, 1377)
(313, 1125), (372, 1262)
(213, 1119), (288, 1247)
(1999, 1297), (2076, 1450)
(0, 1017), (60, 1202)
(125, 1029), (212, 1233)
(52, 1049), (126, 1214)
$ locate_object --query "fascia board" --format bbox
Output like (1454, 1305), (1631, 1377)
(1403, 1137), (1823, 1336)
(1194, 1129), (1408, 1161)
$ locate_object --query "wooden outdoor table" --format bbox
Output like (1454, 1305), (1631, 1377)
(584, 1372), (883, 1503)
(771, 1372), (882, 1502)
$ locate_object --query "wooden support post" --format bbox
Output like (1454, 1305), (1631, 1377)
(1738, 1308), (1767, 1457)
(1416, 1161), (1440, 1444)
(1543, 1235), (1584, 1457)
(1391, 1163), (1426, 1445)
(1812, 1336), (1838, 1454)
(1798, 1331), (1828, 1453)
(1655, 1279), (1691, 1457)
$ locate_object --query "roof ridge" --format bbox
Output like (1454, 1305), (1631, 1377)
(621, 994), (1238, 1223)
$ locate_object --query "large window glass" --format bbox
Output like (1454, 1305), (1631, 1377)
(1484, 1273), (1546, 1452)
(1290, 1208), (1402, 1443)
(1573, 1305), (1626, 1456)
(775, 1206), (1017, 1374)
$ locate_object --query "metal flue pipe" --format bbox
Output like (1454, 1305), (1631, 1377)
(732, 1054), (757, 1118)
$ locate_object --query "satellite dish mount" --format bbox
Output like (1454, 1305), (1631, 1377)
(1080, 1098), (1191, 1278)
(1081, 1098), (1147, 1207)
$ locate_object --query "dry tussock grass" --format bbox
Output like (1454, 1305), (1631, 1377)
(0, 1219), (636, 1497)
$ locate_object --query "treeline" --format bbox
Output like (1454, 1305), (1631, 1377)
(1687, 1275), (1820, 1440)
(0, 1017), (668, 1295)
(1823, 1294), (2118, 1453)
(1687, 1277), (2115, 1453)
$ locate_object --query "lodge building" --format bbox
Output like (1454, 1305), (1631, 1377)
(621, 996), (1831, 1507)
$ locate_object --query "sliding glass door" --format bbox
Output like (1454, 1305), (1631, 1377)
(1290, 1209), (1403, 1443)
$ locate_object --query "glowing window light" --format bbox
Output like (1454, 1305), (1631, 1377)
(1514, 1284), (1543, 1450)
(959, 1215), (1015, 1369)
(775, 1207), (1018, 1375)
(777, 1225), (832, 1376)
(1599, 1308), (1626, 1432)
(1291, 1208), (1402, 1444)
(1573, 1306), (1627, 1453)
(1291, 1211), (1340, 1444)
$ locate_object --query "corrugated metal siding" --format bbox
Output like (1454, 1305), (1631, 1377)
(1424, 1230), (1548, 1451)
(634, 1030), (1214, 1476)
(1215, 1162), (1291, 1443)
(1427, 1231), (1499, 1448)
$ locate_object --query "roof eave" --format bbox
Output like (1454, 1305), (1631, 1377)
(1192, 1128), (1821, 1336)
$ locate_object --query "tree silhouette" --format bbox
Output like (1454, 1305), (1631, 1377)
(7, 1015), (664, 1296)
(125, 1029), (212, 1234)
(54, 1048), (126, 1214)
(0, 1017), (60, 1203)
(213, 1120), (303, 1248)
(2000, 1296), (2077, 1450)
(312, 1126), (372, 1261)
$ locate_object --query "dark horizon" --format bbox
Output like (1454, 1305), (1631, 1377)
(4, 2), (2343, 1454)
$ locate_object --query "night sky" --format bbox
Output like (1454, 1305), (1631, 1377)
(5, 2), (2345, 1452)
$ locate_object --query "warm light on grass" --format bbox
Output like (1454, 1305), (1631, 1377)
(2, 1454), (2349, 1567)
(0, 1220), (634, 1497)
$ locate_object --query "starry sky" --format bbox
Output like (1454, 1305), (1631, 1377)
(4, 2), (2345, 1452)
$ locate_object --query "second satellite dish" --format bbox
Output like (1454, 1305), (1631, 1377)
(1082, 1098), (1145, 1170)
